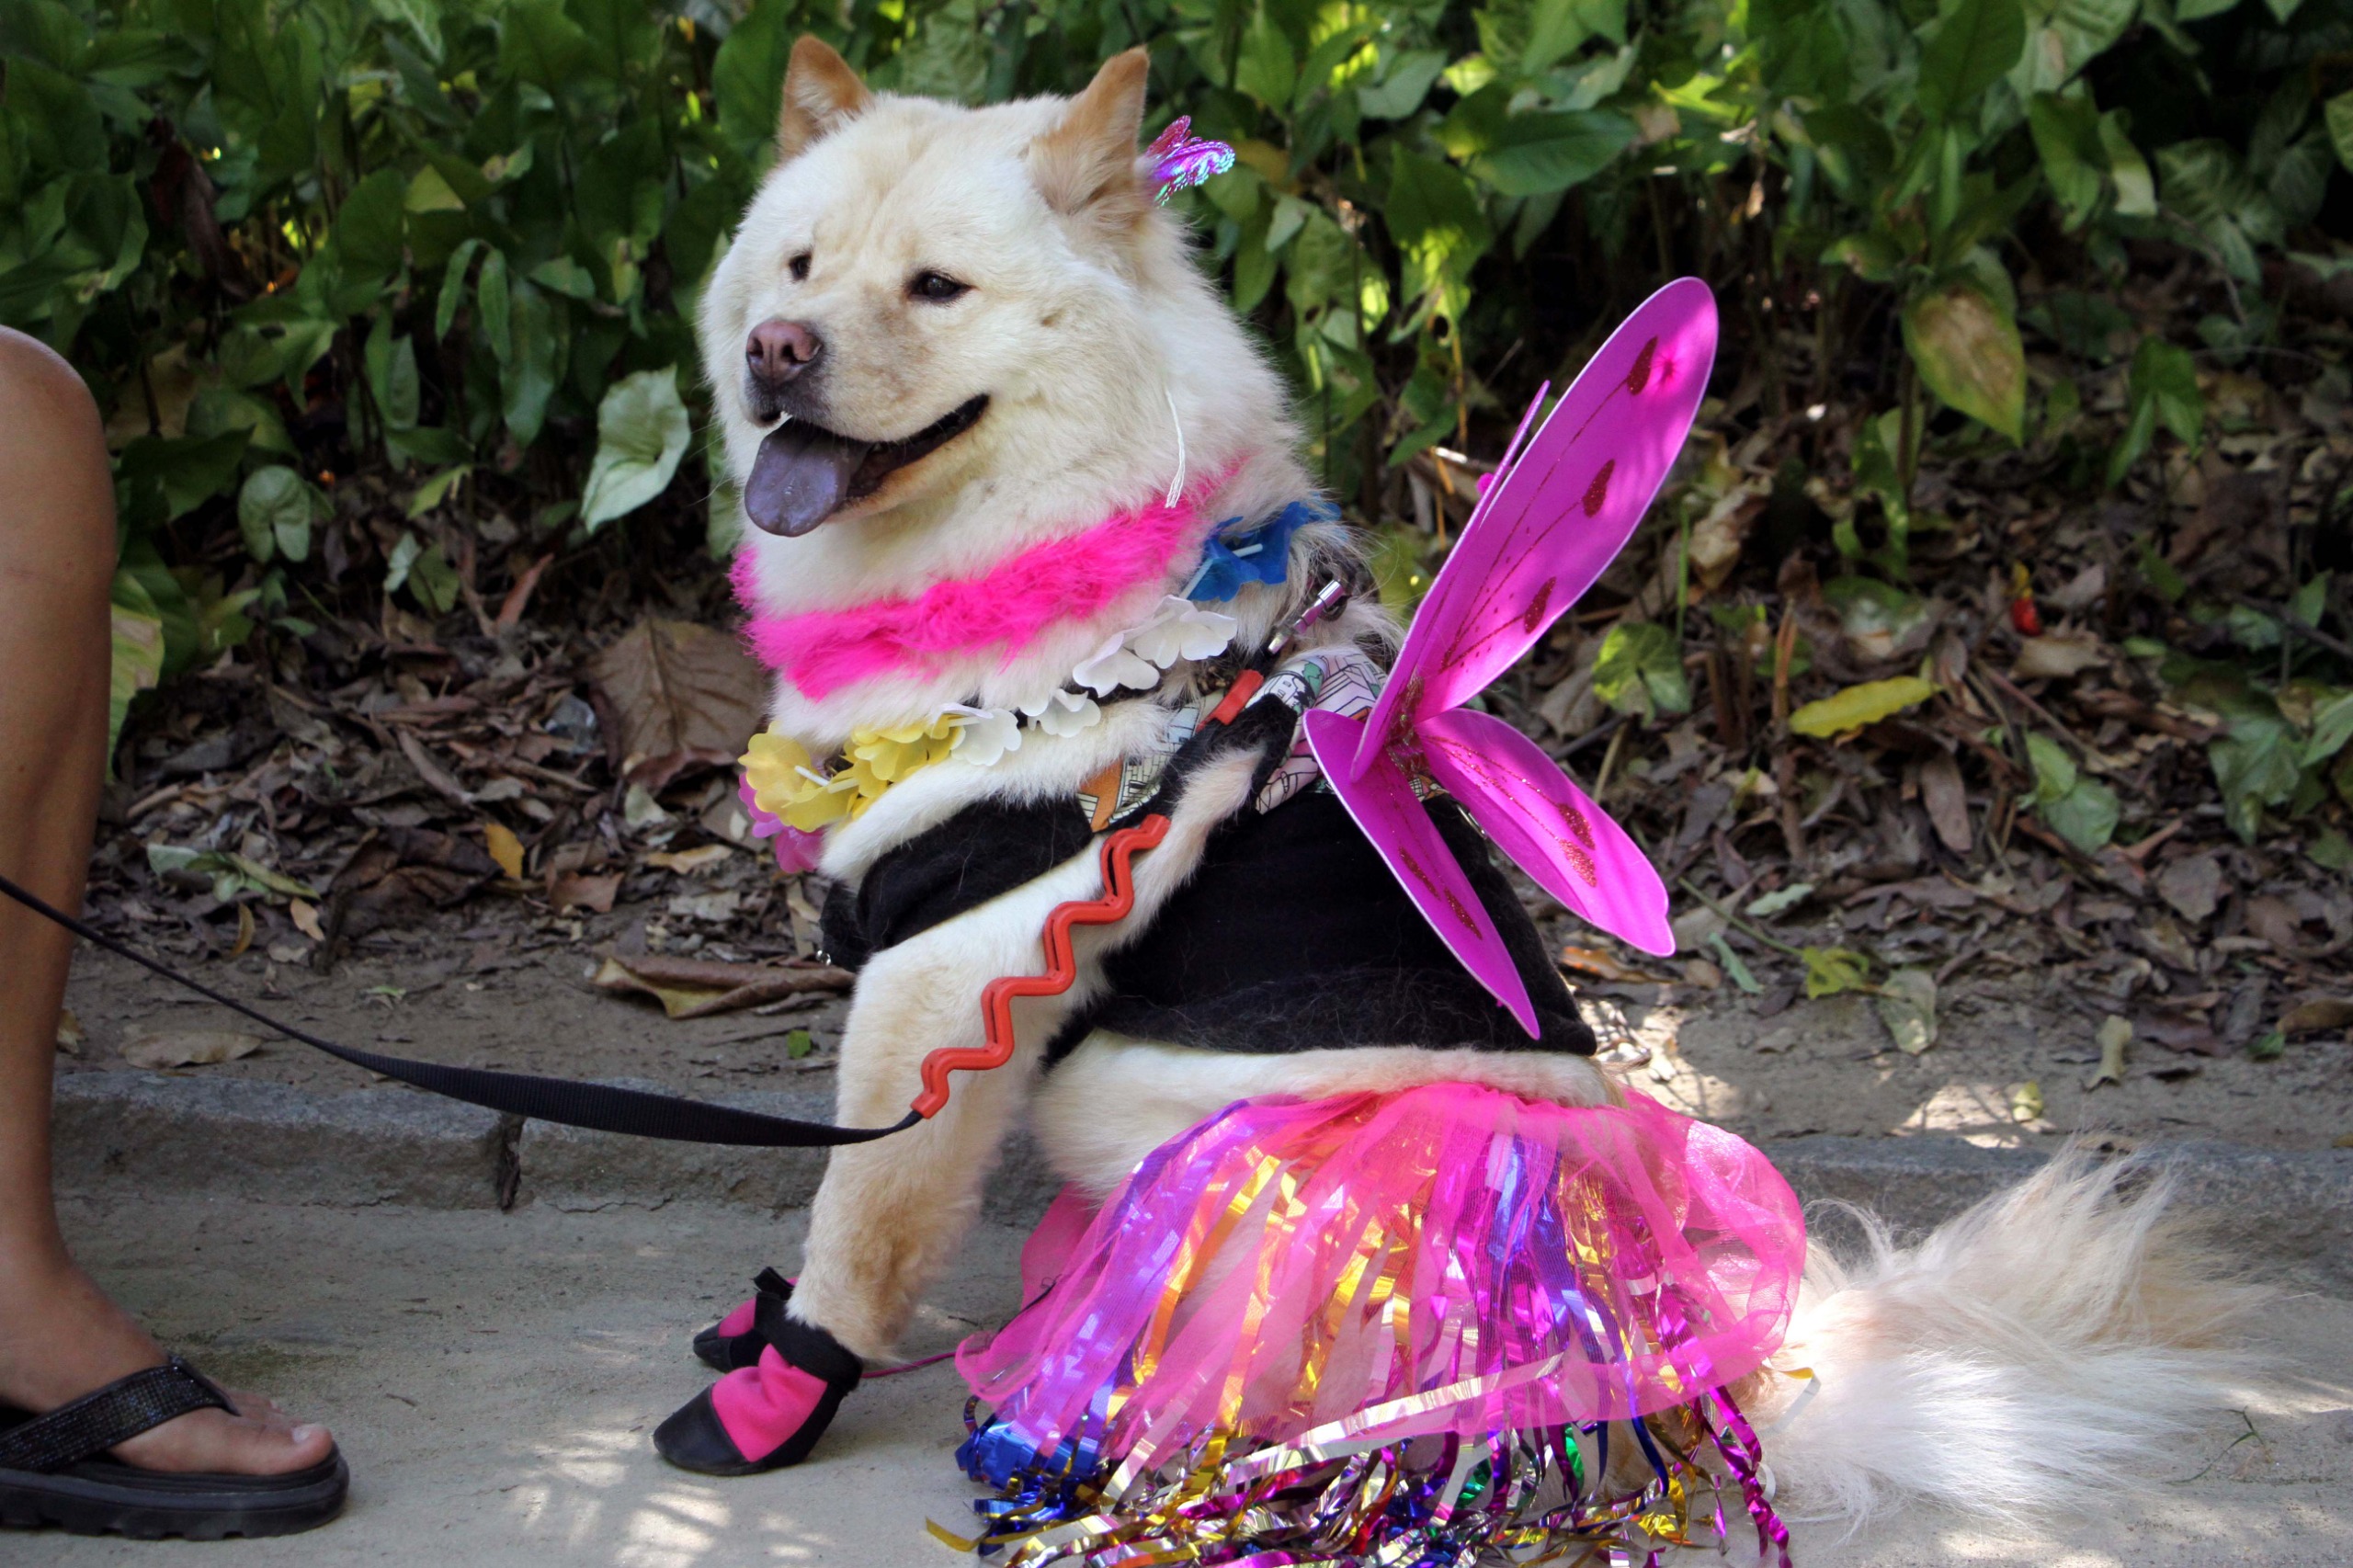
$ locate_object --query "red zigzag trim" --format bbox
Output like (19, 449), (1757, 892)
(912, 813), (1173, 1119)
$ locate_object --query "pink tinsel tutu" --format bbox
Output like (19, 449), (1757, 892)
(951, 1083), (1804, 1564)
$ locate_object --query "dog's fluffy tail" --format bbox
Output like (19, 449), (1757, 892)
(1753, 1147), (2264, 1526)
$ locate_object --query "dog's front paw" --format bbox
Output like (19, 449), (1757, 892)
(654, 1315), (862, 1475)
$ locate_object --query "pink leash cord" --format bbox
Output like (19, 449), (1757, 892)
(867, 1348), (959, 1379)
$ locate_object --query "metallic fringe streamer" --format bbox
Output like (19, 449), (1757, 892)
(955, 1385), (1794, 1568)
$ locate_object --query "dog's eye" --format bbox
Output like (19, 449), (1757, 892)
(910, 270), (971, 303)
(789, 252), (812, 282)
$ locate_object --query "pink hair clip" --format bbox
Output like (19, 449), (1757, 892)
(1145, 117), (1234, 205)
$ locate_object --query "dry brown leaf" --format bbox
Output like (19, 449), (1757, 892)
(331, 827), (501, 941)
(2012, 633), (2107, 681)
(228, 903), (255, 960)
(551, 871), (621, 915)
(2279, 997), (2353, 1036)
(2137, 1011), (2230, 1056)
(396, 727), (473, 806)
(122, 1028), (262, 1069)
(1559, 947), (1676, 984)
(591, 953), (852, 1019)
(2244, 895), (2307, 953)
(289, 898), (325, 942)
(1874, 968), (1938, 1054)
(2086, 1015), (2131, 1090)
(648, 843), (734, 875)
(484, 822), (526, 881)
(2154, 854), (2222, 924)
(1919, 752), (1972, 854)
(585, 619), (770, 792)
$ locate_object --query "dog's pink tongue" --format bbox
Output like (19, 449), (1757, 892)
(745, 421), (870, 538)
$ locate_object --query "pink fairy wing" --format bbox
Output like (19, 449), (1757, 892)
(1418, 708), (1674, 956)
(1347, 278), (1719, 780)
(1303, 709), (1540, 1037)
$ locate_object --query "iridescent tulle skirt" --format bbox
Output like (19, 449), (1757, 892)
(950, 1084), (1807, 1565)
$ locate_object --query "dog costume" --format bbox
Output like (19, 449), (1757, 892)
(679, 284), (1814, 1564)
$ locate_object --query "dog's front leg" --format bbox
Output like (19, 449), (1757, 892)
(790, 850), (1111, 1360)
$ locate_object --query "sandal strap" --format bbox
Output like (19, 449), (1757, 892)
(0, 1357), (232, 1474)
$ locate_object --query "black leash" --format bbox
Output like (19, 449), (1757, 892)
(0, 870), (915, 1147)
(7, 583), (1355, 1152)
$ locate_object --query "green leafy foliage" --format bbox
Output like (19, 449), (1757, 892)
(582, 367), (692, 531)
(4, 0), (2343, 785)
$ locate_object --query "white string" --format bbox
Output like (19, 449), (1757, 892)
(1163, 385), (1187, 508)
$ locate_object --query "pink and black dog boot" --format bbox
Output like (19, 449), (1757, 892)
(655, 1313), (861, 1475)
(691, 1268), (792, 1373)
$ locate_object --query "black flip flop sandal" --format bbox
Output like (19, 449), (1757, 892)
(0, 1357), (348, 1540)
(692, 1267), (794, 1372)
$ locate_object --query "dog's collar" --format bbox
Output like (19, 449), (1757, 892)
(735, 498), (1336, 869)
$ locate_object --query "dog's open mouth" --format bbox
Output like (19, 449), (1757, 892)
(743, 395), (989, 538)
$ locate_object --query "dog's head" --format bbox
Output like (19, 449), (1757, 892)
(700, 40), (1207, 545)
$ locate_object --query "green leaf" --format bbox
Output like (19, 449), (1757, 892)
(2209, 712), (2302, 843)
(2159, 140), (2278, 283)
(1903, 280), (2026, 440)
(117, 431), (251, 523)
(404, 164), (466, 214)
(2128, 336), (2202, 448)
(1802, 946), (1873, 998)
(364, 315), (421, 431)
(2098, 111), (2156, 216)
(2042, 774), (2119, 851)
(107, 571), (165, 769)
(1358, 49), (1446, 119)
(407, 464), (472, 519)
(2328, 93), (2353, 173)
(581, 367), (693, 530)
(2027, 93), (2102, 229)
(1917, 0), (2028, 126)
(784, 1028), (814, 1060)
(1386, 149), (1493, 326)
(1234, 10), (1297, 109)
(237, 467), (318, 565)
(335, 168), (408, 278)
(500, 279), (562, 447)
(435, 238), (482, 340)
(1591, 621), (1691, 719)
(1707, 931), (1763, 994)
(529, 256), (597, 300)
(2026, 731), (2078, 801)
(1466, 110), (1636, 198)
(478, 249), (512, 362)
(1789, 676), (1940, 737)
(2301, 691), (2353, 767)
(498, 0), (593, 90)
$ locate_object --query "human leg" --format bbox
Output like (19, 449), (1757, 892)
(0, 325), (333, 1478)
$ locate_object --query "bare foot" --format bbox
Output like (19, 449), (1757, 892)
(0, 1257), (335, 1475)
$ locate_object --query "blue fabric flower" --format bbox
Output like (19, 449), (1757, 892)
(1185, 499), (1339, 603)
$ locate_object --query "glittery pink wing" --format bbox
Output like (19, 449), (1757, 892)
(1347, 278), (1719, 779)
(1418, 709), (1673, 955)
(1303, 709), (1539, 1037)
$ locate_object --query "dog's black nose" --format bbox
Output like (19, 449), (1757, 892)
(746, 318), (822, 383)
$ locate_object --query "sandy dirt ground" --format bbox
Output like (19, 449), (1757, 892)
(12, 1194), (2351, 1568)
(55, 894), (2353, 1154)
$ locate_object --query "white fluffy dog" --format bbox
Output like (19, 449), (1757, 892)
(675, 36), (2255, 1538)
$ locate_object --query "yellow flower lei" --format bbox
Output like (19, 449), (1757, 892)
(739, 715), (963, 830)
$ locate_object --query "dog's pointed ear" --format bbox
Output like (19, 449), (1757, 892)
(1029, 49), (1152, 221)
(779, 36), (872, 162)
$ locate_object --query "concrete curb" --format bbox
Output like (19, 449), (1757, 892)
(53, 1070), (2353, 1287)
(52, 1071), (512, 1210)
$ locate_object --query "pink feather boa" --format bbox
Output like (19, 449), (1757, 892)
(734, 481), (1224, 702)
